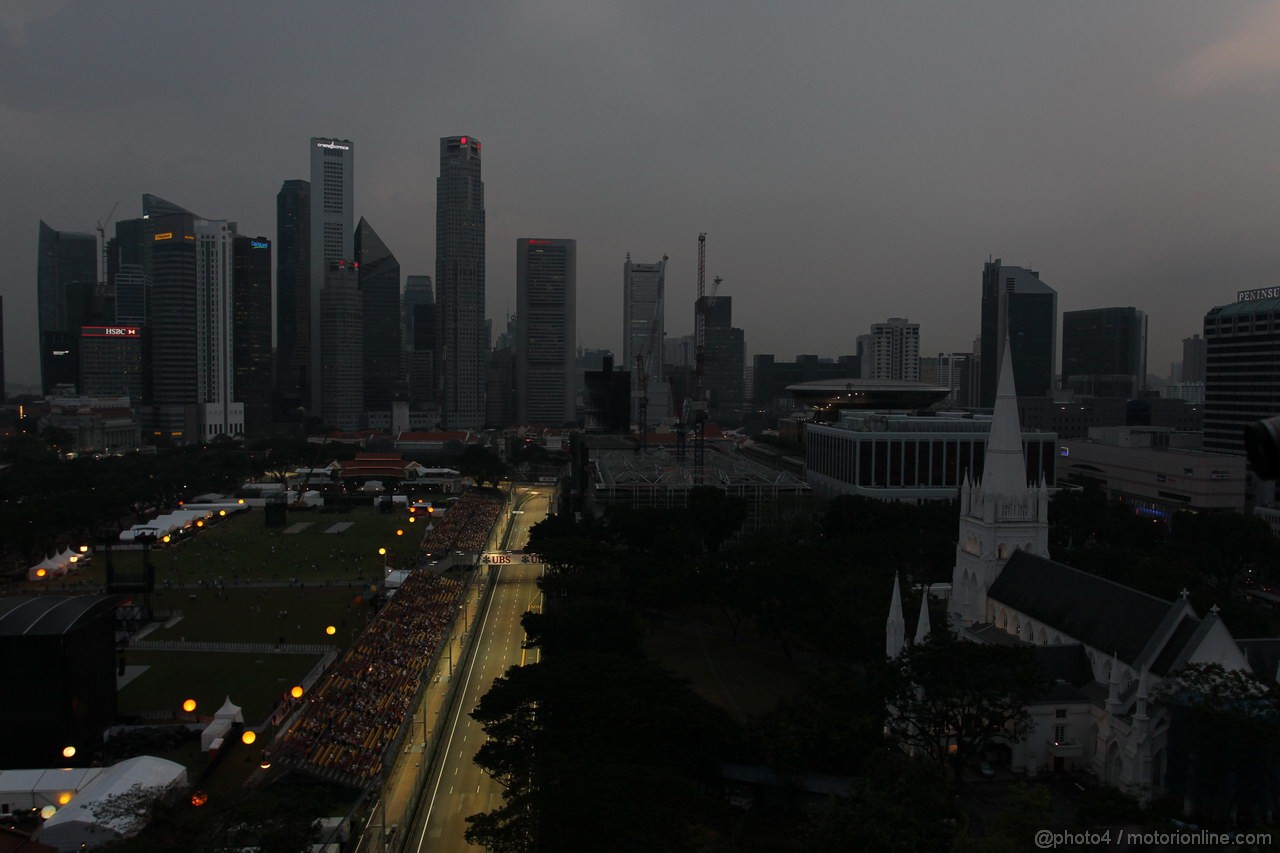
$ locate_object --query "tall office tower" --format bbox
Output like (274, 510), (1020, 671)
(436, 135), (486, 429)
(320, 260), (363, 430)
(310, 138), (354, 415)
(37, 221), (98, 394)
(403, 275), (435, 408)
(276, 179), (311, 415)
(355, 218), (402, 414)
(1061, 307), (1148, 398)
(109, 216), (153, 326)
(148, 212), (244, 441)
(623, 254), (668, 424)
(1182, 333), (1207, 383)
(979, 259), (1057, 406)
(863, 317), (921, 381)
(700, 295), (746, 426)
(486, 346), (516, 430)
(1203, 291), (1280, 458)
(516, 238), (576, 426)
(233, 236), (273, 436)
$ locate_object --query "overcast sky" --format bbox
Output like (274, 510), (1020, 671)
(3, 1), (1278, 390)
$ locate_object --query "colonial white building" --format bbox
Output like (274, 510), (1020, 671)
(889, 338), (1280, 802)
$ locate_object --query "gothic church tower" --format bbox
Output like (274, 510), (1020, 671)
(950, 337), (1049, 627)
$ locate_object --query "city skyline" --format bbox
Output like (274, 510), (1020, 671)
(6, 3), (1280, 388)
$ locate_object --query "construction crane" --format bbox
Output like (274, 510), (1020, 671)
(96, 202), (119, 293)
(692, 235), (722, 474)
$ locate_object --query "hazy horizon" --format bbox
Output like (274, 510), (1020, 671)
(4, 2), (1277, 389)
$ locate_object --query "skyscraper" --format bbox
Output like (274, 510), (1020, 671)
(624, 254), (667, 424)
(233, 235), (273, 436)
(1061, 307), (1147, 398)
(321, 260), (363, 431)
(862, 317), (921, 382)
(355, 218), (401, 414)
(979, 259), (1057, 406)
(37, 221), (98, 394)
(148, 211), (243, 441)
(1203, 292), (1280, 458)
(276, 179), (310, 415)
(516, 238), (576, 426)
(436, 135), (486, 429)
(309, 138), (354, 416)
(403, 275), (435, 409)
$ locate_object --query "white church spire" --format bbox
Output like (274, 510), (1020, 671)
(886, 574), (906, 659)
(914, 588), (932, 645)
(982, 334), (1027, 496)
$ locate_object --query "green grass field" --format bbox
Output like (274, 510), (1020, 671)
(117, 651), (320, 721)
(145, 585), (376, 645)
(30, 505), (420, 590)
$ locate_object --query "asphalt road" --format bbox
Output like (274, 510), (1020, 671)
(409, 487), (548, 852)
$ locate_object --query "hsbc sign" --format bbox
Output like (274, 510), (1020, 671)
(82, 326), (142, 338)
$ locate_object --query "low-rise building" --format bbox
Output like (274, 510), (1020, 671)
(1056, 427), (1245, 521)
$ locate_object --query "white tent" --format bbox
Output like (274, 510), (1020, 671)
(36, 756), (187, 852)
(200, 696), (245, 751)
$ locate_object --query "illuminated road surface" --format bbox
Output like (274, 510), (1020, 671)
(410, 487), (548, 852)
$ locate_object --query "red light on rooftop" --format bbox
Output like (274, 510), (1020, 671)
(460, 136), (468, 144)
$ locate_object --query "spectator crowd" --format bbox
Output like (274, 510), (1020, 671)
(422, 490), (504, 556)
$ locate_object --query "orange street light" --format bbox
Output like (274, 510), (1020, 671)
(182, 699), (197, 713)
(325, 625), (336, 636)
(218, 510), (226, 517)
(377, 547), (387, 556)
(162, 534), (171, 543)
(290, 685), (304, 699)
(241, 730), (256, 745)
(78, 545), (89, 553)
(57, 793), (72, 805)
(237, 498), (245, 504)
(62, 746), (76, 759)
(196, 520), (204, 528)
(35, 568), (47, 578)
(396, 529), (404, 536)
(408, 516), (416, 524)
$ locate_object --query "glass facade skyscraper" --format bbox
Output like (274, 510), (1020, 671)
(37, 220), (98, 394)
(436, 135), (486, 430)
(980, 259), (1057, 406)
(1061, 307), (1147, 398)
(355, 218), (401, 414)
(233, 235), (273, 435)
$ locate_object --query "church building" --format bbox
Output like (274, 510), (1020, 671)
(888, 338), (1280, 802)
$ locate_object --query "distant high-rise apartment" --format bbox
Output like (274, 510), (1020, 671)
(276, 179), (310, 414)
(700, 295), (746, 426)
(1182, 334), (1207, 383)
(516, 238), (576, 426)
(980, 259), (1057, 405)
(233, 235), (273, 436)
(355, 218), (401, 414)
(1203, 292), (1280, 457)
(862, 317), (920, 382)
(320, 260), (363, 431)
(436, 135), (486, 430)
(309, 138), (354, 415)
(1062, 307), (1147, 398)
(37, 221), (98, 394)
(623, 254), (668, 424)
